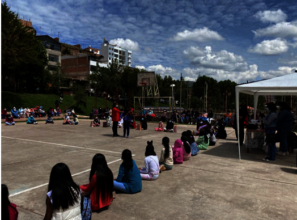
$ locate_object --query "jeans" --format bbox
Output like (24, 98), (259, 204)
(224, 117), (229, 125)
(113, 181), (129, 193)
(112, 121), (118, 136)
(123, 121), (130, 137)
(278, 130), (288, 153)
(180, 117), (184, 123)
(5, 122), (15, 125)
(266, 129), (276, 160)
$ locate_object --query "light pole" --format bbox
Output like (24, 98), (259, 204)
(171, 84), (175, 113)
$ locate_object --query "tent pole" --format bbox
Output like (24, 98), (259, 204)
(254, 94), (259, 119)
(236, 88), (241, 160)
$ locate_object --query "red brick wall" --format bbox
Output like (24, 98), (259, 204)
(61, 56), (90, 80)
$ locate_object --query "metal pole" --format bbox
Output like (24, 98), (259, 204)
(180, 73), (182, 110)
(172, 86), (174, 113)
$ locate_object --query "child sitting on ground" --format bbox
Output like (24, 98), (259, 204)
(63, 116), (73, 125)
(106, 116), (112, 127)
(185, 130), (199, 156)
(164, 120), (174, 132)
(181, 136), (191, 161)
(27, 115), (38, 124)
(45, 114), (54, 124)
(91, 116), (100, 127)
(209, 130), (217, 146)
(72, 112), (79, 125)
(159, 137), (173, 172)
(139, 141), (160, 180)
(5, 115), (15, 125)
(173, 139), (183, 164)
(155, 121), (164, 131)
(196, 129), (209, 150)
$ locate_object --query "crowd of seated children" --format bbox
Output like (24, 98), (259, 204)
(159, 137), (173, 172)
(5, 115), (15, 126)
(139, 141), (160, 180)
(27, 115), (38, 124)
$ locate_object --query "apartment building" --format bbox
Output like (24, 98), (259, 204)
(36, 35), (61, 73)
(100, 38), (132, 66)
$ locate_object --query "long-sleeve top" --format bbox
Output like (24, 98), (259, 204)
(173, 147), (183, 164)
(80, 173), (114, 211)
(116, 160), (142, 193)
(27, 116), (35, 124)
(276, 110), (294, 133)
(264, 111), (277, 128)
(196, 136), (209, 150)
(112, 107), (121, 122)
(140, 156), (159, 174)
(159, 146), (173, 166)
(93, 118), (100, 124)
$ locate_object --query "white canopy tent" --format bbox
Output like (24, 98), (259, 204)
(235, 73), (297, 159)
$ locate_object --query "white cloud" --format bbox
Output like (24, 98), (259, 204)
(146, 64), (181, 79)
(253, 21), (297, 38)
(109, 38), (139, 51)
(254, 9), (287, 23)
(248, 38), (289, 55)
(183, 46), (248, 71)
(135, 65), (146, 70)
(172, 27), (224, 42)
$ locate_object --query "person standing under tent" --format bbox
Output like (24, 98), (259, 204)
(112, 103), (122, 137)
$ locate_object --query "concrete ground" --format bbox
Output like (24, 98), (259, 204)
(2, 121), (297, 220)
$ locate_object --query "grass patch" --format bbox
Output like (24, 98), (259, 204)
(1, 91), (113, 115)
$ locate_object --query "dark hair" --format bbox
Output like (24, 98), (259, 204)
(48, 163), (80, 210)
(267, 102), (277, 112)
(145, 141), (156, 156)
(199, 129), (208, 143)
(2, 184), (11, 220)
(162, 137), (170, 160)
(121, 149), (133, 171)
(89, 154), (113, 202)
(181, 136), (191, 154)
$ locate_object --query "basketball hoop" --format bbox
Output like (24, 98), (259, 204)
(139, 82), (147, 86)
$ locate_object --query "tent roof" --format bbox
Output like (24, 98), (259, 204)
(236, 73), (297, 95)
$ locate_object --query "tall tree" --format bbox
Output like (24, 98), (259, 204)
(2, 2), (48, 92)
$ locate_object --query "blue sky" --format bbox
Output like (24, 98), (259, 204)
(6, 0), (297, 82)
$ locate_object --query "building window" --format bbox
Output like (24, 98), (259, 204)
(48, 54), (59, 62)
(48, 65), (58, 71)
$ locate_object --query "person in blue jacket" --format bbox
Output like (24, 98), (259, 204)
(27, 115), (38, 124)
(123, 107), (133, 138)
(11, 107), (20, 119)
(114, 149), (142, 194)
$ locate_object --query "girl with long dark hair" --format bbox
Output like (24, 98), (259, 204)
(2, 184), (18, 220)
(159, 137), (173, 171)
(114, 149), (142, 193)
(80, 154), (114, 211)
(181, 136), (191, 161)
(139, 141), (160, 180)
(43, 163), (81, 220)
(196, 129), (209, 150)
(185, 130), (199, 156)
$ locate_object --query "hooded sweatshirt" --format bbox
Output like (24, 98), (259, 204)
(173, 139), (183, 164)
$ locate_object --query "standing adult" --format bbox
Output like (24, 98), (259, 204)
(263, 102), (278, 161)
(123, 107), (133, 138)
(276, 102), (295, 156)
(233, 104), (248, 146)
(112, 103), (122, 137)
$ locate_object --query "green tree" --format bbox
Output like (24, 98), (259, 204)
(72, 84), (87, 109)
(2, 2), (48, 92)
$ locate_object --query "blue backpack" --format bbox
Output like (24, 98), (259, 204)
(81, 196), (92, 220)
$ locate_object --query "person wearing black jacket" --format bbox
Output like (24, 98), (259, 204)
(164, 119), (174, 132)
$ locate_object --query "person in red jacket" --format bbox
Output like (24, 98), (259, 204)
(80, 154), (114, 211)
(112, 103), (122, 137)
(2, 108), (7, 119)
(2, 184), (18, 220)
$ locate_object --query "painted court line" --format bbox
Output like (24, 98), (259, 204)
(2, 136), (129, 155)
(9, 158), (122, 197)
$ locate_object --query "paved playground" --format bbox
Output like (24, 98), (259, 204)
(2, 121), (297, 220)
